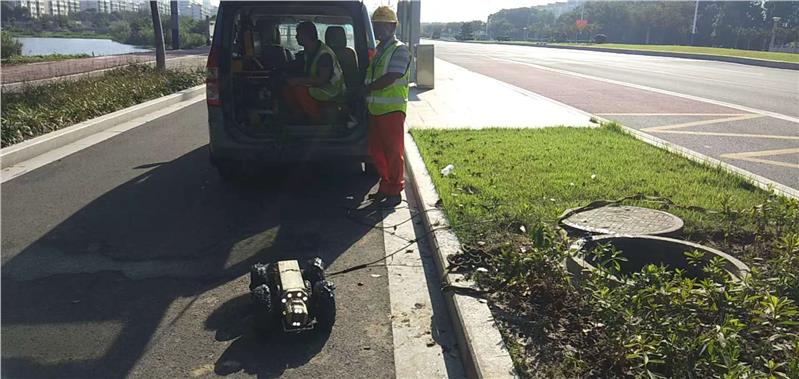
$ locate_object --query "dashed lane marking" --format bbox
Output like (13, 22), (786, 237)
(721, 148), (799, 169)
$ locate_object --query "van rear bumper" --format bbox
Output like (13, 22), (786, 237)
(208, 107), (369, 165)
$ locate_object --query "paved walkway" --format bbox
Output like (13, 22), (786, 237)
(1, 48), (209, 92)
(407, 58), (593, 129)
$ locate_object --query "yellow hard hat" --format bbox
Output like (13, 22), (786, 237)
(372, 6), (398, 23)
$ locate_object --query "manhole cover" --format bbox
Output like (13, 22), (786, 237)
(561, 205), (683, 236)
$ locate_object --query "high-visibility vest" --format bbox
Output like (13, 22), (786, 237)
(366, 39), (410, 116)
(304, 41), (345, 102)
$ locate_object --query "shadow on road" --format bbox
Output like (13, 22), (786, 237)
(1, 145), (383, 378)
(206, 294), (332, 377)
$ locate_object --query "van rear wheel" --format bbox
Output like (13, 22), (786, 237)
(212, 155), (245, 182)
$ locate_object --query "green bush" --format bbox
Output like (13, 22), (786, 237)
(413, 128), (799, 378)
(468, 199), (799, 378)
(1, 30), (23, 59)
(0, 65), (205, 147)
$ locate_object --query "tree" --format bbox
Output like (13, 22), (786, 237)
(109, 20), (131, 42)
(1, 30), (23, 59)
(458, 21), (475, 40)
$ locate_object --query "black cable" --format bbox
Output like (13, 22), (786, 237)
(326, 226), (451, 277)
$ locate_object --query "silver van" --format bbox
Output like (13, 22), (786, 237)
(206, 1), (376, 179)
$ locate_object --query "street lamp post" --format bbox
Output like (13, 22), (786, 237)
(690, 0), (699, 45)
(486, 15), (490, 40)
(770, 16), (781, 51)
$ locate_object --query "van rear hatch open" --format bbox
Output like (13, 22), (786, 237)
(213, 1), (374, 143)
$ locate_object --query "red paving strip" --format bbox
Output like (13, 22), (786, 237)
(443, 55), (740, 115)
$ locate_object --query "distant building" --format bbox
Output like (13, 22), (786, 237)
(14, 0), (48, 18)
(13, 0), (81, 17)
(16, 0), (212, 18)
(534, 0), (582, 18)
(179, 0), (204, 21)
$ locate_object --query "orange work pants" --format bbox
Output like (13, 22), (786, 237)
(282, 84), (322, 122)
(368, 111), (406, 196)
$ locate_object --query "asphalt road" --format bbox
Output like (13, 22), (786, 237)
(431, 40), (799, 190)
(1, 102), (397, 378)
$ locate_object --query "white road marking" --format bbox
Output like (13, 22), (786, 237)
(721, 148), (799, 169)
(492, 57), (799, 124)
(642, 114), (764, 132)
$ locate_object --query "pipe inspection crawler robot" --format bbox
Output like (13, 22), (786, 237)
(249, 257), (336, 333)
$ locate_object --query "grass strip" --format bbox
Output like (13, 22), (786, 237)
(1, 53), (91, 65)
(11, 31), (113, 40)
(474, 40), (799, 63)
(1, 64), (205, 148)
(556, 43), (799, 63)
(412, 126), (799, 378)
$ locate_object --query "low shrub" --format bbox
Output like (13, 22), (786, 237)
(1, 65), (205, 147)
(1, 30), (23, 58)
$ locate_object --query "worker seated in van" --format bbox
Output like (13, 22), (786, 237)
(255, 20), (294, 70)
(283, 21), (346, 123)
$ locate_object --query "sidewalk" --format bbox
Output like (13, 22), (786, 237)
(407, 58), (593, 129)
(1, 48), (209, 91)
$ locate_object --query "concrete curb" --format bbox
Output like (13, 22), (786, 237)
(467, 41), (799, 70)
(404, 132), (517, 379)
(1, 85), (206, 169)
(593, 116), (799, 200)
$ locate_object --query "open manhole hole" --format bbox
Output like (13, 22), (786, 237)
(561, 205), (684, 236)
(566, 235), (750, 282)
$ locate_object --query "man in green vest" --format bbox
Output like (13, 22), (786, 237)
(364, 6), (411, 205)
(283, 21), (345, 123)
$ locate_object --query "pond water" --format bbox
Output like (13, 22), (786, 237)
(15, 37), (151, 56)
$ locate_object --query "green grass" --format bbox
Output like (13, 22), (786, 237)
(412, 127), (799, 378)
(553, 43), (799, 62)
(11, 30), (113, 40)
(554, 43), (799, 63)
(412, 127), (773, 241)
(473, 40), (799, 63)
(1, 65), (205, 147)
(1, 53), (91, 65)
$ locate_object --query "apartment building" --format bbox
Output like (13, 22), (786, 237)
(14, 0), (82, 17)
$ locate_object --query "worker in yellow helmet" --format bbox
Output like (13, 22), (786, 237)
(364, 5), (411, 206)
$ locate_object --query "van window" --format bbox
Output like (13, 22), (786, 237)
(317, 24), (355, 48)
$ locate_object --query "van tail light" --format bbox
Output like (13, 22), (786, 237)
(206, 45), (221, 106)
(367, 48), (376, 62)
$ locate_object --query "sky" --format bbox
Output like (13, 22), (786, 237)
(207, 1), (556, 23)
(365, 0), (554, 23)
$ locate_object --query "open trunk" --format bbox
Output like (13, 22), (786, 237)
(221, 2), (374, 142)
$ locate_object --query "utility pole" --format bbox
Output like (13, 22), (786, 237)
(486, 15), (490, 40)
(690, 0), (699, 45)
(770, 16), (781, 51)
(150, 1), (166, 70)
(170, 0), (180, 50)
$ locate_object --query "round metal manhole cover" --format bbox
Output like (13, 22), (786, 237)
(562, 205), (684, 236)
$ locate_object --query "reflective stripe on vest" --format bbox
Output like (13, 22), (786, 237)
(366, 39), (410, 116)
(305, 41), (345, 102)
